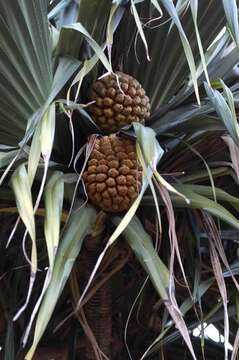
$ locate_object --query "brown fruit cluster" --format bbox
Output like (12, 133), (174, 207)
(89, 72), (150, 132)
(83, 135), (142, 212)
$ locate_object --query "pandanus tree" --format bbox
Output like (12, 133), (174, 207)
(0, 0), (239, 359)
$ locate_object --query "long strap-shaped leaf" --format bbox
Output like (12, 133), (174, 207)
(0, 57), (80, 193)
(159, 0), (200, 104)
(222, 0), (239, 46)
(44, 172), (64, 269)
(9, 104), (58, 318)
(22, 57), (81, 147)
(144, 184), (239, 229)
(58, 22), (112, 73)
(190, 0), (210, 84)
(113, 215), (197, 360)
(205, 81), (239, 147)
(0, 0), (52, 144)
(25, 205), (97, 360)
(21, 172), (65, 347)
(11, 165), (36, 264)
(11, 165), (37, 319)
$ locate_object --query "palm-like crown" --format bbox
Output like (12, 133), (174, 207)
(0, 1), (239, 359)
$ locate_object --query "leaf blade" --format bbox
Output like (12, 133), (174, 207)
(25, 205), (97, 360)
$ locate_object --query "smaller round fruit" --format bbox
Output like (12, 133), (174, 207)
(89, 72), (150, 133)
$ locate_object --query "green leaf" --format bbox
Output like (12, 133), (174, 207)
(49, 57), (81, 104)
(133, 122), (164, 166)
(21, 57), (80, 146)
(157, 0), (200, 103)
(112, 215), (197, 360)
(59, 23), (112, 73)
(172, 185), (239, 229)
(21, 171), (65, 347)
(48, 0), (79, 28)
(223, 135), (239, 180)
(68, 54), (98, 102)
(11, 164), (36, 270)
(25, 102), (56, 234)
(113, 215), (169, 298)
(57, 0), (111, 58)
(143, 184), (239, 229)
(131, 0), (150, 61)
(77, 0), (112, 44)
(189, 0), (210, 84)
(151, 102), (217, 134)
(222, 0), (239, 46)
(180, 167), (231, 184)
(25, 205), (97, 360)
(0, 150), (22, 169)
(44, 172), (64, 269)
(176, 184), (239, 211)
(0, 0), (52, 144)
(27, 124), (41, 187)
(205, 81), (239, 146)
(4, 321), (15, 360)
(40, 103), (56, 159)
(11, 164), (37, 320)
(68, 3), (124, 102)
(106, 4), (124, 51)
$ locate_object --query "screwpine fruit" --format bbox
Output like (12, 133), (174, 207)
(89, 72), (150, 132)
(83, 134), (142, 212)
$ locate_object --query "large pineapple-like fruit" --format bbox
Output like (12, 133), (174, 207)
(83, 134), (142, 212)
(89, 72), (150, 132)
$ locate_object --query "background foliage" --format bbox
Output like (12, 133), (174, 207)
(0, 0), (239, 359)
